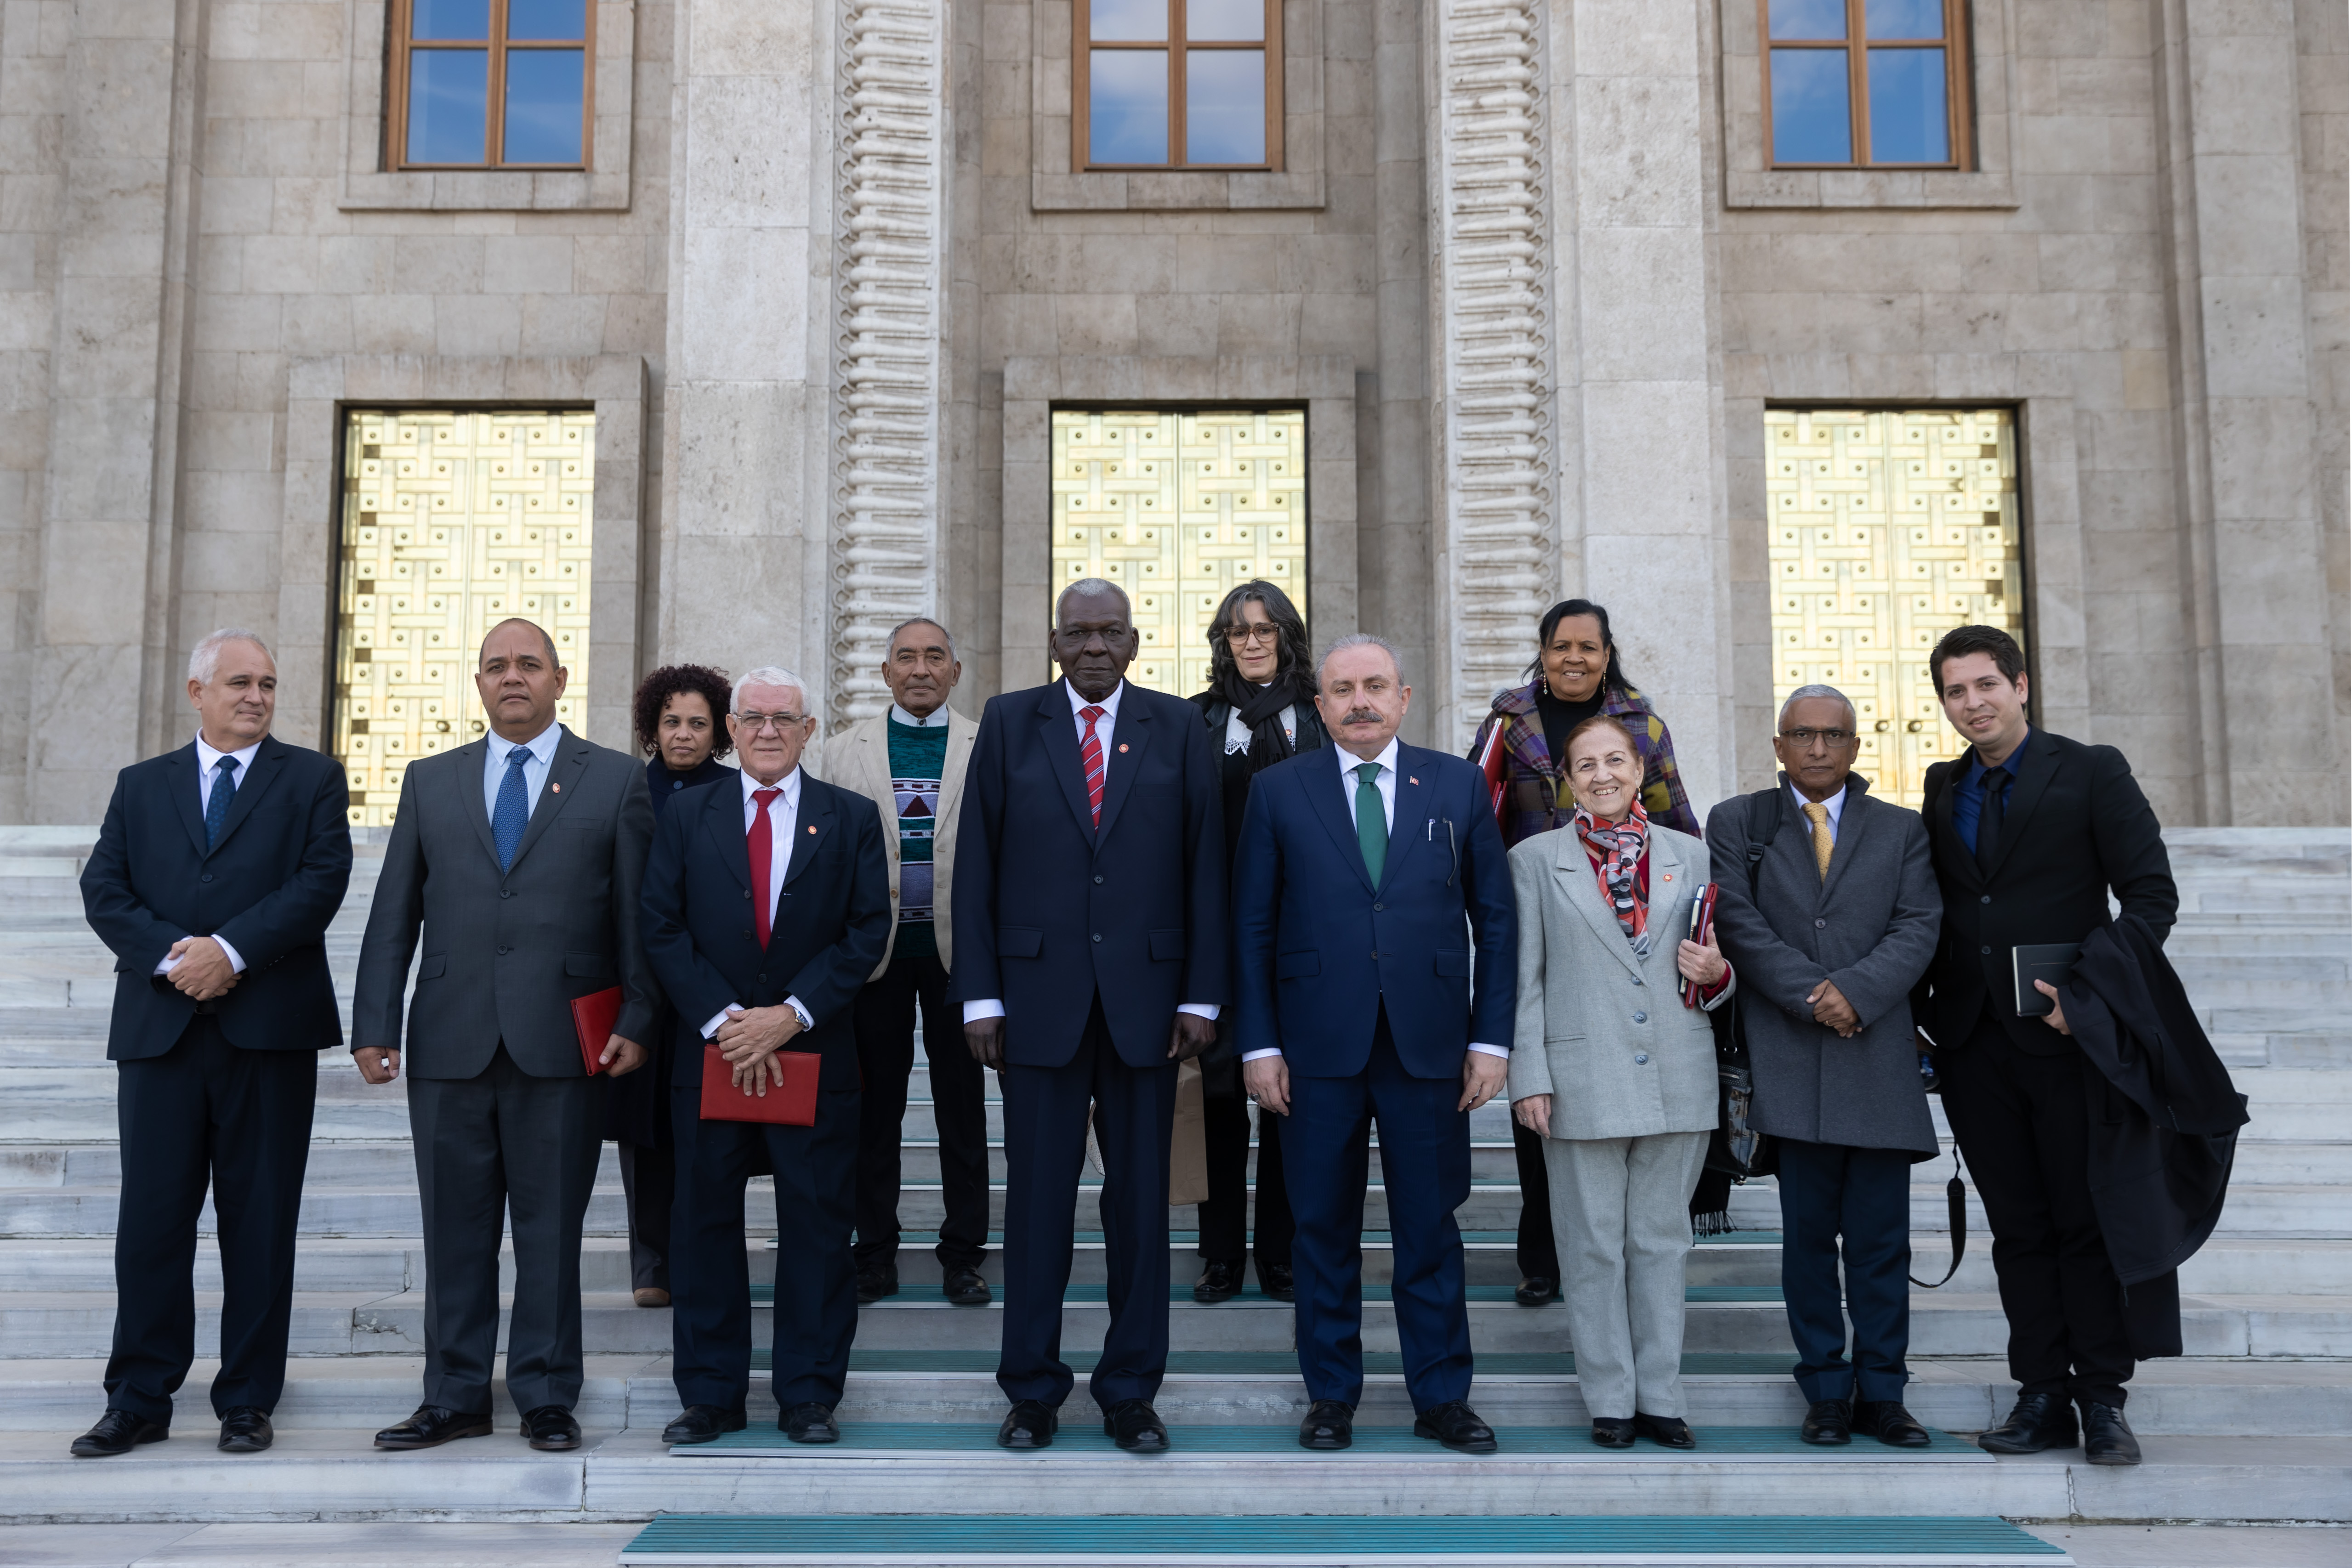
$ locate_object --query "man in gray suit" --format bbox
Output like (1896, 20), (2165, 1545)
(1705, 685), (1942, 1449)
(352, 617), (657, 1453)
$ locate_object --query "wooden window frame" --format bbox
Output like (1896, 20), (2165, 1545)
(1759, 0), (1971, 171)
(387, 0), (597, 172)
(1073, 0), (1284, 173)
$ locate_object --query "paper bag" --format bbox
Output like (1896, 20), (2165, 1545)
(1167, 1057), (1209, 1207)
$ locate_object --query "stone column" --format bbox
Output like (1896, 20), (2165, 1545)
(2155, 0), (2342, 825)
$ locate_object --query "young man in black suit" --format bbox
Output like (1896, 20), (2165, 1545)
(1912, 625), (2177, 1466)
(74, 630), (353, 1457)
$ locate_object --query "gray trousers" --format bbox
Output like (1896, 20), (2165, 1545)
(1542, 1130), (1710, 1421)
(407, 1046), (605, 1415)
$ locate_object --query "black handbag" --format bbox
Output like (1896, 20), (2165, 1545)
(1703, 788), (1784, 1183)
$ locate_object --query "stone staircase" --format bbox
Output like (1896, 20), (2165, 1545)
(1, 823), (2347, 1539)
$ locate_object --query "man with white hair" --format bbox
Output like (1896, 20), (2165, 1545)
(641, 665), (891, 1444)
(74, 630), (352, 1457)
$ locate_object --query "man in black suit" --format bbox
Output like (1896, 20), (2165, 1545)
(352, 617), (657, 1454)
(1912, 625), (2177, 1467)
(955, 578), (1226, 1453)
(74, 629), (352, 1457)
(640, 666), (891, 1445)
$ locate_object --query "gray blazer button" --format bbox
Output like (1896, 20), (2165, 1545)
(1630, 976), (1642, 986)
(1633, 1010), (1648, 1024)
(1635, 1053), (1649, 1065)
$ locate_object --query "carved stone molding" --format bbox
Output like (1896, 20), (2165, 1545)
(830, 0), (948, 724)
(1430, 0), (1558, 742)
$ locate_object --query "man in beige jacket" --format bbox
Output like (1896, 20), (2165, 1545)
(817, 618), (989, 1305)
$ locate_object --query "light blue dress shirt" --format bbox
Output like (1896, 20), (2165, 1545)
(483, 721), (562, 824)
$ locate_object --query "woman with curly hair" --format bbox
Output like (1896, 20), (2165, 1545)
(609, 664), (737, 1306)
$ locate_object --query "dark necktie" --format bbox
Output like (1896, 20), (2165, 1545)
(1079, 705), (1107, 829)
(748, 787), (781, 948)
(1355, 761), (1387, 885)
(203, 755), (238, 850)
(493, 747), (532, 871)
(1975, 765), (2010, 877)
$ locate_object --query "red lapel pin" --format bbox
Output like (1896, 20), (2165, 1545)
(550, 782), (560, 793)
(807, 825), (818, 834)
(1408, 776), (1418, 785)
(1662, 873), (1673, 882)
(1118, 743), (1129, 753)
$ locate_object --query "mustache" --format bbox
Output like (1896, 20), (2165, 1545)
(1341, 707), (1383, 726)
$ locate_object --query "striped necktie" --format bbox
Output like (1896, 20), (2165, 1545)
(1079, 705), (1106, 829)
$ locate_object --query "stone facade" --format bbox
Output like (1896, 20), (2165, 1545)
(0, 0), (2340, 825)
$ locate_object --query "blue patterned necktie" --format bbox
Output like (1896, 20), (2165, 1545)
(494, 745), (533, 871)
(203, 755), (238, 850)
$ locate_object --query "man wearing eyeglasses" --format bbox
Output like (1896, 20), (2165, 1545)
(640, 667), (891, 1446)
(1704, 685), (1942, 1450)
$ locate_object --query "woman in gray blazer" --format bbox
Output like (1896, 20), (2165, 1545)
(1508, 714), (1735, 1450)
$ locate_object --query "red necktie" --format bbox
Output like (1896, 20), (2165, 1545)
(748, 787), (780, 948)
(1079, 705), (1107, 829)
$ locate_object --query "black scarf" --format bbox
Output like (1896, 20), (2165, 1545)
(1224, 670), (1315, 772)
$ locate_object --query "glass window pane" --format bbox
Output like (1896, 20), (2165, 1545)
(1185, 0), (1264, 41)
(1768, 0), (1846, 40)
(1863, 0), (1944, 39)
(1866, 47), (1949, 161)
(503, 48), (586, 163)
(410, 0), (489, 40)
(406, 48), (489, 163)
(1769, 48), (1852, 163)
(1185, 50), (1265, 163)
(1089, 50), (1169, 163)
(507, 0), (586, 40)
(1090, 0), (1166, 42)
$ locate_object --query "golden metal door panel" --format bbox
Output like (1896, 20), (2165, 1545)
(334, 410), (596, 826)
(1766, 408), (2022, 809)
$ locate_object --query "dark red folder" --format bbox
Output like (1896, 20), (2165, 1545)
(571, 986), (623, 1076)
(699, 1042), (821, 1125)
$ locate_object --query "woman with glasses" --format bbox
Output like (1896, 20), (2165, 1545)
(1187, 580), (1327, 1303)
(1466, 598), (1701, 1308)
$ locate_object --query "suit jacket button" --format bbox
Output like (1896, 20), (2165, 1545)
(1373, 903), (1384, 911)
(1092, 933), (1102, 943)
(758, 974), (767, 983)
(743, 889), (751, 899)
(1981, 894), (1992, 904)
(1633, 1010), (1648, 1024)
(1815, 918), (1826, 928)
(1094, 875), (1104, 884)
(1630, 976), (1643, 987)
(500, 889), (512, 898)
(497, 945), (511, 956)
(1981, 945), (1992, 955)
(200, 873), (213, 883)
(1635, 1053), (1649, 1065)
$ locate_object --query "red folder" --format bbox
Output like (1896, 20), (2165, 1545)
(1475, 720), (1510, 838)
(571, 986), (624, 1075)
(699, 1042), (821, 1125)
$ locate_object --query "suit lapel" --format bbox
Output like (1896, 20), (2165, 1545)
(1094, 693), (1150, 844)
(1553, 829), (1643, 978)
(1818, 783), (1870, 900)
(1649, 829), (1699, 940)
(454, 740), (501, 869)
(1035, 682), (1098, 843)
(501, 731), (585, 875)
(1926, 760), (1977, 891)
(1981, 730), (2057, 883)
(782, 780), (831, 890)
(166, 747), (209, 858)
(704, 777), (754, 894)
(1375, 747), (1431, 894)
(1309, 747), (1376, 893)
(205, 741), (286, 858)
(938, 708), (976, 826)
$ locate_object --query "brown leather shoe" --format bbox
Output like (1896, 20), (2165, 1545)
(633, 1286), (671, 1308)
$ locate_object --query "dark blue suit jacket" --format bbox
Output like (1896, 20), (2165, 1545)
(952, 679), (1227, 1069)
(641, 770), (892, 1091)
(1232, 741), (1515, 1079)
(81, 738), (352, 1061)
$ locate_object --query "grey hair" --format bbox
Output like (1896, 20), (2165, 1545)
(887, 617), (956, 663)
(732, 666), (810, 714)
(188, 628), (272, 685)
(1778, 683), (1858, 729)
(1317, 632), (1405, 686)
(1055, 577), (1131, 620)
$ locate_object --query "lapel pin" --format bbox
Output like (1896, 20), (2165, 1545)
(1118, 743), (1129, 753)
(550, 782), (560, 793)
(1662, 873), (1672, 883)
(807, 825), (818, 834)
(1409, 776), (1418, 785)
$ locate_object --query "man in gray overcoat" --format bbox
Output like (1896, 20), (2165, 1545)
(1707, 685), (1942, 1450)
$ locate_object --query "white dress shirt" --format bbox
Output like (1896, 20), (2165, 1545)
(890, 702), (950, 729)
(961, 679), (1218, 1026)
(1790, 780), (1848, 844)
(158, 734), (263, 977)
(483, 720), (561, 823)
(1246, 736), (1506, 1062)
(703, 767), (815, 1039)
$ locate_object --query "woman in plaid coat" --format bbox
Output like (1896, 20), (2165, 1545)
(1466, 598), (1703, 1306)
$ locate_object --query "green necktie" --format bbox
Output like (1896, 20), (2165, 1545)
(1354, 761), (1387, 885)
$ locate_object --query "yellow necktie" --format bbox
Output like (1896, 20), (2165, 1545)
(1802, 801), (1833, 879)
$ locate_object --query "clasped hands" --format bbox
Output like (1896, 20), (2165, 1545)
(716, 1003), (804, 1092)
(163, 936), (239, 1002)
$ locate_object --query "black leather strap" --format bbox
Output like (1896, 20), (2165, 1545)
(1909, 1148), (1967, 1288)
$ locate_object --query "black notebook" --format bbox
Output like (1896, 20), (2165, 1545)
(2012, 942), (2082, 1017)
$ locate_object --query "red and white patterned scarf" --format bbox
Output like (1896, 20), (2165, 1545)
(1574, 800), (1651, 950)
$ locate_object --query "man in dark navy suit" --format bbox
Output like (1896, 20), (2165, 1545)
(74, 629), (352, 1457)
(640, 666), (891, 1446)
(954, 578), (1226, 1453)
(1232, 634), (1515, 1454)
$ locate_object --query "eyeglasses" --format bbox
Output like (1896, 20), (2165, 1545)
(735, 712), (807, 735)
(1779, 727), (1856, 749)
(1224, 624), (1279, 646)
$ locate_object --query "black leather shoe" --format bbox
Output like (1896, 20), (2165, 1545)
(1800, 1398), (1852, 1446)
(1193, 1260), (1243, 1303)
(663, 1405), (747, 1445)
(856, 1268), (899, 1305)
(1633, 1412), (1696, 1449)
(997, 1400), (1058, 1449)
(1297, 1399), (1353, 1450)
(1514, 1276), (1557, 1306)
(1259, 1260), (1295, 1301)
(1590, 1416), (1636, 1449)
(1976, 1392), (2078, 1454)
(216, 1407), (272, 1453)
(1855, 1400), (1932, 1449)
(521, 1405), (581, 1451)
(374, 1405), (493, 1450)
(1413, 1399), (1498, 1454)
(1103, 1398), (1170, 1451)
(944, 1266), (992, 1305)
(70, 1410), (168, 1458)
(782, 1402), (840, 1443)
(2079, 1402), (2142, 1466)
